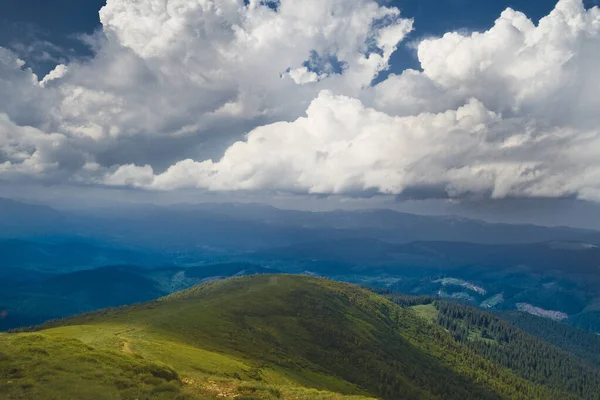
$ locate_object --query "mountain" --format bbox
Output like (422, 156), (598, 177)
(3, 198), (600, 254)
(4, 235), (600, 334)
(115, 205), (600, 249)
(3, 275), (599, 399)
(570, 310), (600, 333)
(148, 262), (279, 292)
(0, 263), (279, 331)
(3, 197), (600, 335)
(0, 266), (164, 331)
(254, 239), (600, 278)
(251, 238), (600, 332)
(0, 239), (165, 274)
(3, 234), (600, 334)
(0, 198), (65, 237)
(187, 205), (600, 245)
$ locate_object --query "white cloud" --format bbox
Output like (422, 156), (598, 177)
(375, 0), (600, 125)
(120, 91), (600, 202)
(0, 0), (412, 184)
(0, 48), (51, 126)
(284, 67), (323, 85)
(64, 0), (412, 143)
(103, 163), (154, 187)
(40, 64), (68, 87)
(140, 93), (506, 195)
(4, 0), (600, 203)
(0, 113), (85, 179)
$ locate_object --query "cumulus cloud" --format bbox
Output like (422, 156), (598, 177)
(284, 67), (324, 85)
(0, 0), (411, 180)
(63, 0), (411, 142)
(374, 0), (600, 124)
(0, 113), (86, 179)
(4, 0), (600, 202)
(40, 64), (68, 87)
(0, 48), (51, 127)
(111, 91), (600, 201)
(130, 93), (506, 194)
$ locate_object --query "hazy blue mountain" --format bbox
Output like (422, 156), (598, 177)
(163, 204), (600, 246)
(3, 199), (600, 254)
(249, 238), (600, 332)
(0, 262), (279, 331)
(0, 265), (163, 331)
(0, 198), (66, 237)
(569, 310), (600, 333)
(0, 239), (167, 273)
(252, 238), (600, 280)
(3, 198), (600, 334)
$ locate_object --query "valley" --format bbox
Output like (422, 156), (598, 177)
(2, 199), (600, 399)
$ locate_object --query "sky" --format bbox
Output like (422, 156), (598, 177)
(0, 0), (574, 77)
(2, 0), (600, 227)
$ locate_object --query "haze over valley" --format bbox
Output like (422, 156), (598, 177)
(2, 197), (600, 336)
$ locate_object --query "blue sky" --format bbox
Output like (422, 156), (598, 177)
(0, 0), (106, 75)
(0, 0), (579, 77)
(388, 0), (563, 73)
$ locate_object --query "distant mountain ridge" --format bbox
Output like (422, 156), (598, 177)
(0, 198), (65, 236)
(2, 233), (600, 333)
(0, 239), (164, 273)
(3, 197), (600, 334)
(253, 238), (600, 279)
(3, 198), (600, 252)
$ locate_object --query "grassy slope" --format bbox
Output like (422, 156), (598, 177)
(0, 333), (186, 400)
(411, 304), (439, 323)
(1, 275), (571, 399)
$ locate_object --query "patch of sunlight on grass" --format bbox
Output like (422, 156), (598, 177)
(411, 304), (439, 322)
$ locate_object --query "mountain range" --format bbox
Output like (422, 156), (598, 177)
(4, 198), (600, 252)
(2, 198), (600, 334)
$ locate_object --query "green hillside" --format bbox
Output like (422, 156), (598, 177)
(0, 262), (278, 331)
(404, 301), (600, 400)
(498, 310), (600, 367)
(0, 275), (589, 399)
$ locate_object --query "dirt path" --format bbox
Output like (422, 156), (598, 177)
(122, 339), (134, 354)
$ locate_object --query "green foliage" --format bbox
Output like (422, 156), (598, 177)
(498, 310), (600, 366)
(426, 301), (600, 399)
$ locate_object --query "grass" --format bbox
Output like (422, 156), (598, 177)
(0, 329), (374, 400)
(0, 333), (187, 400)
(411, 304), (439, 322)
(43, 324), (255, 380)
(466, 328), (498, 345)
(0, 274), (573, 399)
